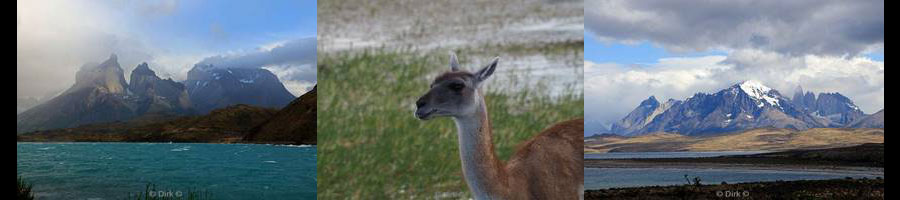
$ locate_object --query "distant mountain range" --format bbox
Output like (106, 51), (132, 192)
(17, 86), (318, 145)
(608, 81), (883, 136)
(185, 64), (295, 114)
(17, 54), (298, 134)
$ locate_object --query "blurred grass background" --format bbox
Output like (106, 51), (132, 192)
(317, 46), (583, 199)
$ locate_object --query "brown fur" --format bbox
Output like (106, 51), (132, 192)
(481, 118), (584, 199)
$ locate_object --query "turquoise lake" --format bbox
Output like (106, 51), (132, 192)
(17, 142), (316, 200)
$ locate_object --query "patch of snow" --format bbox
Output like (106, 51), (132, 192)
(846, 103), (860, 111)
(746, 115), (754, 119)
(726, 113), (732, 118)
(739, 80), (780, 107)
(194, 81), (209, 88)
(239, 79), (255, 84)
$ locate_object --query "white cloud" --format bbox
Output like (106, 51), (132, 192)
(586, 0), (884, 56)
(584, 56), (729, 124)
(16, 0), (200, 97)
(17, 0), (315, 100)
(264, 64), (317, 96)
(17, 0), (151, 98)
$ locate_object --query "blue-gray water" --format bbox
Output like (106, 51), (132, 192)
(584, 152), (883, 190)
(17, 143), (316, 200)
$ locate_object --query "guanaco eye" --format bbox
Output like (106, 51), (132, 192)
(449, 83), (465, 90)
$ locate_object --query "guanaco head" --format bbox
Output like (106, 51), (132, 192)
(415, 53), (498, 120)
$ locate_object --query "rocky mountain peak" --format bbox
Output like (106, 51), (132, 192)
(70, 54), (128, 95)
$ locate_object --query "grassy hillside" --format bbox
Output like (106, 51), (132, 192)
(245, 86), (318, 145)
(586, 128), (884, 153)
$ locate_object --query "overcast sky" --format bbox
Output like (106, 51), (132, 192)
(584, 0), (884, 131)
(17, 0), (317, 99)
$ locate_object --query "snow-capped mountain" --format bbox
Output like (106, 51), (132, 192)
(185, 64), (295, 114)
(612, 80), (831, 136)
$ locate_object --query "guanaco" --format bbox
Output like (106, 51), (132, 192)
(415, 53), (584, 200)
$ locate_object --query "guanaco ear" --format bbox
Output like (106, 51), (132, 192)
(474, 57), (499, 85)
(449, 53), (460, 72)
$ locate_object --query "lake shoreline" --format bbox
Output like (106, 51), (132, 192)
(586, 143), (884, 168)
(16, 134), (315, 146)
(16, 141), (316, 147)
(585, 177), (884, 200)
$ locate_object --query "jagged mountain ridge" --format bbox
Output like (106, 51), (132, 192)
(18, 54), (142, 133)
(792, 87), (866, 127)
(129, 62), (194, 115)
(610, 96), (678, 134)
(17, 55), (192, 133)
(18, 54), (300, 133)
(610, 81), (875, 136)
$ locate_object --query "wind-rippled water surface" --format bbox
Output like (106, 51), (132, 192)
(17, 142), (316, 200)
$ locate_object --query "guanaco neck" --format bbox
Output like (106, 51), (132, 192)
(452, 92), (506, 199)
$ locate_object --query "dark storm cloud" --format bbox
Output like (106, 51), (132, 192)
(585, 0), (884, 56)
(197, 37), (316, 69)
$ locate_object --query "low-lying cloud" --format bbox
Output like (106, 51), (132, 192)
(197, 38), (317, 70)
(197, 37), (318, 95)
(17, 0), (156, 99)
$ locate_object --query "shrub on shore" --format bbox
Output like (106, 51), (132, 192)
(17, 176), (34, 200)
